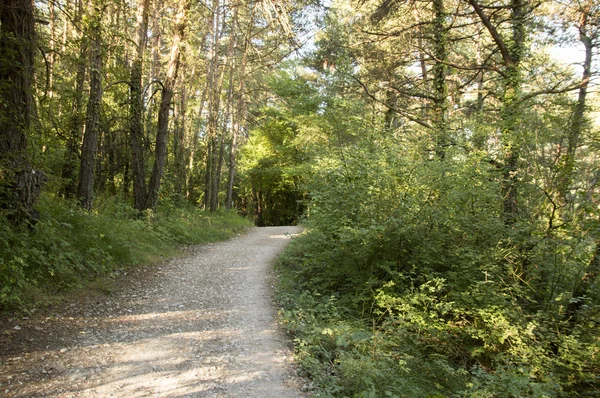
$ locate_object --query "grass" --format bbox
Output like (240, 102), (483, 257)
(0, 193), (252, 312)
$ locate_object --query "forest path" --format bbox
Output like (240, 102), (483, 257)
(0, 226), (305, 397)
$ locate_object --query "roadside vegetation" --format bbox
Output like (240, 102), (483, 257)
(266, 0), (600, 393)
(0, 195), (250, 311)
(274, 135), (600, 396)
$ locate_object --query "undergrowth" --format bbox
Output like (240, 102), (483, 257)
(274, 233), (570, 398)
(272, 136), (600, 397)
(0, 194), (251, 312)
(275, 233), (471, 398)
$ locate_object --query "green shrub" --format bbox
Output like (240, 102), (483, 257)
(274, 134), (599, 397)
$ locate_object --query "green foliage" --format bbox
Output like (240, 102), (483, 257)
(237, 67), (320, 226)
(238, 118), (306, 226)
(277, 240), (472, 397)
(246, 1), (600, 396)
(274, 127), (600, 396)
(0, 194), (250, 311)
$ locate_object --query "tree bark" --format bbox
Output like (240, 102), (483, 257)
(0, 0), (43, 220)
(500, 0), (525, 226)
(145, 0), (190, 211)
(185, 35), (208, 203)
(204, 0), (222, 210)
(225, 123), (239, 209)
(174, 74), (187, 201)
(226, 3), (255, 209)
(77, 10), (103, 210)
(130, 0), (150, 212)
(563, 0), (598, 328)
(60, 2), (87, 198)
(468, 0), (525, 225)
(48, 1), (56, 101)
(559, 2), (594, 201)
(106, 129), (117, 195)
(211, 4), (239, 212)
(475, 32), (484, 113)
(432, 0), (448, 159)
(187, 60), (208, 202)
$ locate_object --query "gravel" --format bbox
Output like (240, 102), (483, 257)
(0, 226), (306, 397)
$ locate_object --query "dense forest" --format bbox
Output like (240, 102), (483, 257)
(0, 0), (308, 308)
(1, 0), (599, 395)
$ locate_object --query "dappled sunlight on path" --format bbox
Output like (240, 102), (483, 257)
(0, 227), (304, 397)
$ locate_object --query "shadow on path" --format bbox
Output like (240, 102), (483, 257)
(0, 226), (304, 397)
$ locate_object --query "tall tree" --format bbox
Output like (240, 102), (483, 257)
(0, 0), (44, 220)
(558, 0), (599, 200)
(130, 0), (151, 211)
(60, 0), (87, 198)
(77, 2), (104, 210)
(562, 0), (600, 326)
(211, 3), (239, 212)
(226, 3), (256, 209)
(203, 0), (223, 211)
(467, 0), (528, 225)
(145, 0), (190, 211)
(431, 0), (449, 158)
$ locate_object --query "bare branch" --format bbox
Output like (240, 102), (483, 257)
(465, 0), (512, 66)
(520, 80), (588, 102)
(336, 68), (432, 129)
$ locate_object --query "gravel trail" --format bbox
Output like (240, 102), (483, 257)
(0, 226), (305, 397)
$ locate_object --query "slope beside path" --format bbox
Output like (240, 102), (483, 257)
(1, 226), (305, 397)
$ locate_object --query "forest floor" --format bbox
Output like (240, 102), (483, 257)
(0, 226), (306, 397)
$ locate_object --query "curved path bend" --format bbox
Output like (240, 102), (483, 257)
(0, 226), (305, 397)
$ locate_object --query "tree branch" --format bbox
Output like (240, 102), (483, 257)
(520, 80), (588, 102)
(465, 0), (512, 66)
(336, 68), (432, 129)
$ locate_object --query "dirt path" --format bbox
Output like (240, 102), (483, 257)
(0, 226), (305, 397)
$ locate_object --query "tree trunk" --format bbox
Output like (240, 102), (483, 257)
(412, 5), (429, 119)
(208, 1), (239, 212)
(204, 140), (213, 210)
(187, 65), (208, 202)
(468, 0), (525, 225)
(564, 0), (598, 328)
(432, 0), (448, 159)
(225, 123), (239, 209)
(212, 135), (226, 211)
(185, 50), (206, 203)
(60, 2), (87, 198)
(204, 0), (222, 210)
(0, 0), (43, 220)
(94, 128), (104, 193)
(559, 5), (593, 201)
(208, 136), (219, 211)
(106, 129), (117, 195)
(48, 1), (56, 101)
(475, 33), (484, 113)
(500, 0), (525, 226)
(226, 3), (254, 209)
(130, 0), (150, 212)
(145, 0), (190, 211)
(213, 5), (239, 212)
(77, 11), (103, 210)
(174, 75), (187, 201)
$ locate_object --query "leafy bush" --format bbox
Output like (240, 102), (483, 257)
(274, 132), (600, 397)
